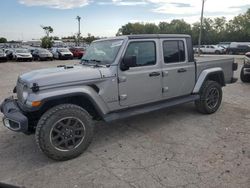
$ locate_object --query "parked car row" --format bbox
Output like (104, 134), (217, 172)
(0, 47), (85, 62)
(194, 42), (250, 55)
(194, 45), (225, 54)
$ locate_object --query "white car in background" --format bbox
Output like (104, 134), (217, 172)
(196, 45), (225, 54)
(51, 48), (73, 60)
(13, 48), (33, 61)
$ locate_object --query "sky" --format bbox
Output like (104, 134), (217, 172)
(0, 0), (249, 41)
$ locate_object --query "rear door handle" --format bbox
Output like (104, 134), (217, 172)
(177, 68), (187, 73)
(149, 72), (161, 77)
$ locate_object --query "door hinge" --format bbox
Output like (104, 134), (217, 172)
(119, 94), (127, 101)
(162, 71), (169, 77)
(118, 76), (127, 83)
(162, 87), (169, 93)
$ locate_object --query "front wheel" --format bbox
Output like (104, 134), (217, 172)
(195, 81), (222, 114)
(215, 50), (220, 54)
(35, 104), (94, 161)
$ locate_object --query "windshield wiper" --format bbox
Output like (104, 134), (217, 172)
(81, 59), (110, 67)
(81, 58), (89, 63)
(90, 59), (101, 63)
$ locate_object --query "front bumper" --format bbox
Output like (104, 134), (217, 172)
(59, 55), (73, 60)
(40, 56), (53, 61)
(0, 56), (8, 61)
(0, 97), (28, 132)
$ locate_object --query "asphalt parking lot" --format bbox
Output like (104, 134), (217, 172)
(0, 57), (249, 188)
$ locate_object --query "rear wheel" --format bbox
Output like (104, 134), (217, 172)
(240, 67), (250, 83)
(35, 104), (94, 161)
(195, 81), (222, 114)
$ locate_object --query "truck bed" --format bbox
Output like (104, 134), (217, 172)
(195, 55), (235, 84)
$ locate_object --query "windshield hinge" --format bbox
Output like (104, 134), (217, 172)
(31, 83), (40, 92)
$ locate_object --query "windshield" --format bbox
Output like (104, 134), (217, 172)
(58, 48), (70, 52)
(16, 49), (29, 53)
(82, 39), (123, 64)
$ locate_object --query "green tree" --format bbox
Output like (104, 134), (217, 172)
(116, 22), (148, 35)
(143, 23), (159, 34)
(169, 19), (192, 34)
(41, 26), (54, 37)
(41, 36), (53, 48)
(158, 22), (170, 33)
(0, 37), (7, 43)
(117, 8), (250, 44)
(84, 33), (99, 44)
(41, 25), (54, 48)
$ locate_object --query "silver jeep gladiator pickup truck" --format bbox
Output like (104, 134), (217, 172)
(0, 34), (238, 160)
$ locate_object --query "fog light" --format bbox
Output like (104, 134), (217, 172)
(3, 118), (21, 131)
(32, 101), (41, 107)
(3, 118), (11, 128)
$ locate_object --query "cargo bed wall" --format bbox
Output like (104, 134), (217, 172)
(196, 57), (234, 84)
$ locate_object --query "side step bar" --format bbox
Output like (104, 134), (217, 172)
(104, 95), (200, 122)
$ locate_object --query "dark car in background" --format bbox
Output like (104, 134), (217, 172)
(0, 50), (8, 62)
(69, 47), (85, 59)
(32, 48), (53, 61)
(4, 49), (14, 60)
(227, 42), (250, 55)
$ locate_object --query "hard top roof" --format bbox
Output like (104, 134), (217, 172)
(95, 34), (191, 42)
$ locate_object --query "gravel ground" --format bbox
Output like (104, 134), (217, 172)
(0, 57), (249, 188)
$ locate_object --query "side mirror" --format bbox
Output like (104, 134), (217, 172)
(120, 56), (137, 71)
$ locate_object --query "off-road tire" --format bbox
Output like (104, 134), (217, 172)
(35, 104), (94, 161)
(195, 81), (222, 114)
(240, 67), (250, 83)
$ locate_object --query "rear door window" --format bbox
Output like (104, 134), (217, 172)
(163, 40), (186, 63)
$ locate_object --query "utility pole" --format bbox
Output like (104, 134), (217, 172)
(198, 0), (205, 56)
(76, 16), (81, 46)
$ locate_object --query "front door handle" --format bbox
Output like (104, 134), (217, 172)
(149, 72), (161, 77)
(177, 68), (187, 73)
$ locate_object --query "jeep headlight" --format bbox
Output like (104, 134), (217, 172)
(22, 85), (29, 101)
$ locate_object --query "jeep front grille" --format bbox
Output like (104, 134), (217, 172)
(16, 79), (24, 103)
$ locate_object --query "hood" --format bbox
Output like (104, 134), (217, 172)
(59, 52), (72, 55)
(39, 52), (52, 55)
(16, 52), (31, 56)
(20, 65), (102, 88)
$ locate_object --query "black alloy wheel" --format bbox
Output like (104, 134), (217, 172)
(50, 117), (86, 151)
(206, 87), (220, 110)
